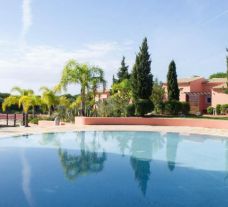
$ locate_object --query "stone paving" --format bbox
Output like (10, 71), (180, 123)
(0, 124), (228, 138)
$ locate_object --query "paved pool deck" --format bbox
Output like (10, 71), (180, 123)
(0, 124), (228, 138)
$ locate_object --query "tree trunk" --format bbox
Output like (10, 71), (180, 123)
(48, 107), (51, 117)
(81, 87), (86, 116)
(25, 113), (29, 127)
(32, 106), (35, 118)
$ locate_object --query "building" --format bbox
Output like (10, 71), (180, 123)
(95, 90), (110, 102)
(163, 76), (228, 114)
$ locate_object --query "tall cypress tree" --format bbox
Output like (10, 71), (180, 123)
(117, 56), (130, 82)
(131, 38), (153, 101)
(167, 60), (179, 101)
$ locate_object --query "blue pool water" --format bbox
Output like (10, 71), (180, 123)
(0, 131), (228, 206)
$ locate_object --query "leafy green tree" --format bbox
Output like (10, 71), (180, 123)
(117, 56), (130, 82)
(111, 79), (132, 116)
(40, 87), (58, 116)
(131, 38), (153, 101)
(151, 78), (165, 114)
(57, 60), (105, 116)
(167, 60), (179, 101)
(209, 72), (227, 79)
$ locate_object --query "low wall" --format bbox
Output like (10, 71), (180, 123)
(75, 117), (228, 129)
(38, 120), (56, 127)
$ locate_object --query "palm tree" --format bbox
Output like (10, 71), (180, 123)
(40, 87), (57, 116)
(2, 87), (38, 126)
(11, 87), (34, 96)
(2, 96), (18, 112)
(57, 96), (71, 121)
(57, 60), (106, 116)
(90, 67), (106, 102)
(11, 87), (39, 118)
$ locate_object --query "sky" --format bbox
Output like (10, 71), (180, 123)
(0, 0), (228, 94)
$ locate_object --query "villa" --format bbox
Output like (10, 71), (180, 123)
(96, 76), (228, 114)
(95, 90), (110, 102)
(163, 76), (228, 113)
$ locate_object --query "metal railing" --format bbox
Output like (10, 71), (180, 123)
(0, 113), (26, 127)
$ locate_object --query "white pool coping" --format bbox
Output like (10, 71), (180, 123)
(0, 124), (228, 138)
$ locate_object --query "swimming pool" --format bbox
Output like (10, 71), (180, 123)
(0, 131), (228, 206)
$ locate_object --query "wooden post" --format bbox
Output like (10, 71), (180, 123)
(14, 114), (16, 127)
(6, 113), (8, 126)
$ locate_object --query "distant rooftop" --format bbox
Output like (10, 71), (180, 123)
(207, 78), (227, 83)
(178, 76), (204, 84)
(213, 82), (228, 89)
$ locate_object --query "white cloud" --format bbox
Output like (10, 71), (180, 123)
(22, 152), (33, 207)
(22, 0), (32, 38)
(0, 41), (133, 93)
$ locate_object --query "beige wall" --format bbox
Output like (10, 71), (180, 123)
(212, 89), (228, 107)
(179, 84), (190, 102)
(163, 83), (190, 102)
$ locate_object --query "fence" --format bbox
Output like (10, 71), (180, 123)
(0, 113), (25, 127)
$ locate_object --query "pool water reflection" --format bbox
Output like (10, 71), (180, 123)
(0, 131), (228, 206)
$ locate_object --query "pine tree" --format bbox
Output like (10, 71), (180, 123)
(117, 56), (130, 82)
(167, 60), (179, 101)
(112, 75), (117, 84)
(131, 38), (153, 101)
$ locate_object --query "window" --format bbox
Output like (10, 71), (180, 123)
(206, 97), (211, 104)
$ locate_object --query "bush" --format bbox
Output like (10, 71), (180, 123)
(153, 102), (165, 114)
(96, 97), (125, 117)
(216, 104), (221, 115)
(135, 99), (153, 116)
(181, 102), (190, 115)
(29, 117), (39, 124)
(126, 104), (135, 117)
(207, 106), (214, 114)
(221, 104), (228, 114)
(164, 101), (182, 115)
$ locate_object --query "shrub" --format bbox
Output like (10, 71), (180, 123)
(164, 101), (182, 115)
(126, 104), (135, 117)
(181, 102), (190, 115)
(96, 97), (126, 117)
(29, 117), (39, 124)
(221, 104), (228, 114)
(207, 106), (214, 115)
(216, 104), (221, 115)
(153, 102), (164, 114)
(135, 99), (153, 116)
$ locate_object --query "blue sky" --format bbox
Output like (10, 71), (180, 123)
(0, 0), (228, 94)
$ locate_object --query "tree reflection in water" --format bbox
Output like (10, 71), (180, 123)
(224, 140), (228, 183)
(166, 133), (180, 171)
(59, 131), (106, 181)
(130, 157), (150, 196)
(130, 132), (164, 195)
(58, 149), (106, 181)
